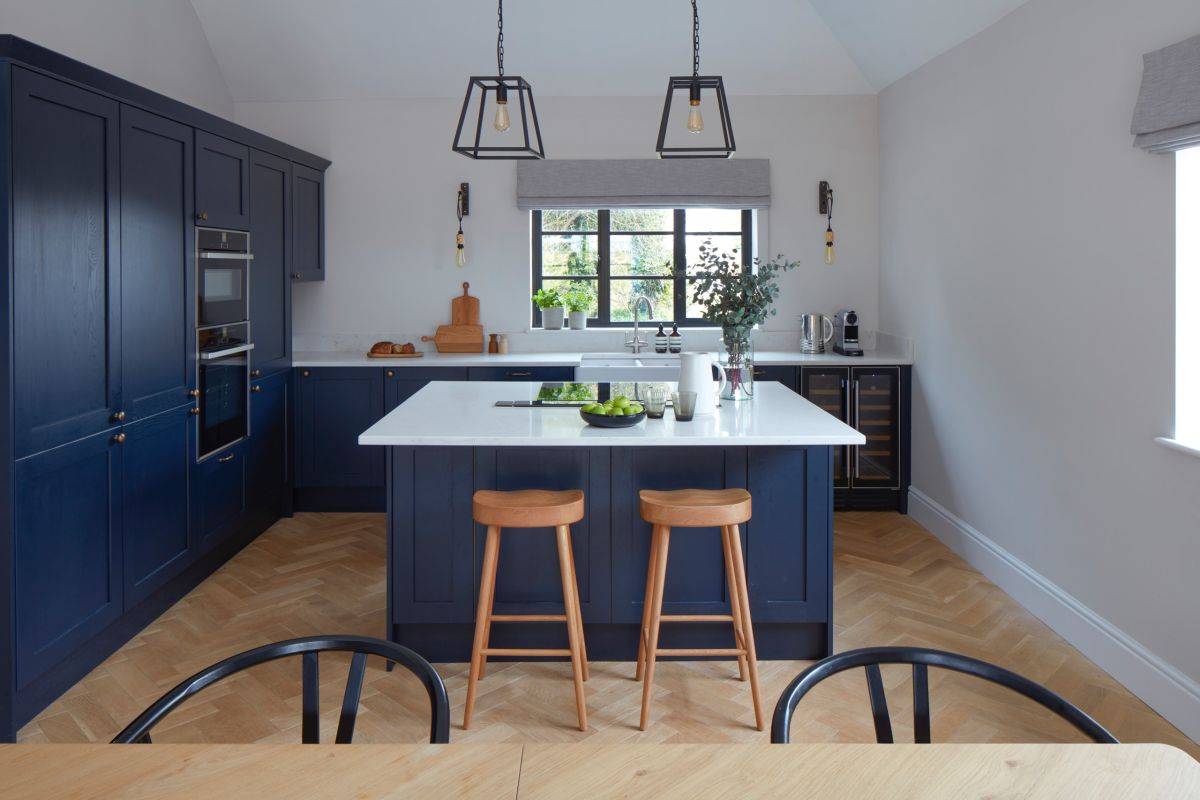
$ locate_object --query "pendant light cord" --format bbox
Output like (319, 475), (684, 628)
(496, 0), (505, 77)
(692, 0), (700, 77)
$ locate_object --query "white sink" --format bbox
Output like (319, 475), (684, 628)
(576, 352), (681, 381)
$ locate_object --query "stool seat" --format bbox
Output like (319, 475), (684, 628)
(639, 488), (751, 527)
(473, 489), (585, 528)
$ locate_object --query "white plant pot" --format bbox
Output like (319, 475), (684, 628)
(541, 306), (565, 330)
(568, 310), (588, 330)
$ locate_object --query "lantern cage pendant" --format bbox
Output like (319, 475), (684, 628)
(655, 0), (735, 158)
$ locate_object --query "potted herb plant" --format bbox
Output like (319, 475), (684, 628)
(533, 287), (566, 330)
(685, 242), (799, 400)
(564, 285), (594, 330)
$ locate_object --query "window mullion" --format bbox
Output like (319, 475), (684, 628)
(598, 209), (611, 325)
(673, 209), (686, 324)
(532, 210), (543, 328)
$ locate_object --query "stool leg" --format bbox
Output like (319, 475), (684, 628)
(478, 540), (499, 681)
(463, 525), (501, 730)
(635, 525), (661, 681)
(721, 525), (749, 682)
(564, 529), (589, 682)
(726, 524), (765, 731)
(555, 525), (588, 732)
(639, 526), (671, 731)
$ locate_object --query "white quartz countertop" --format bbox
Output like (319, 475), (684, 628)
(358, 381), (866, 448)
(295, 345), (911, 368)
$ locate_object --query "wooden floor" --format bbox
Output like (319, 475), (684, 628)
(16, 512), (1198, 755)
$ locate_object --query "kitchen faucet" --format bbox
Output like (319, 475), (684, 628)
(625, 295), (654, 354)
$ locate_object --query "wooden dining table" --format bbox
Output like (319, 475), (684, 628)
(1, 742), (1197, 799)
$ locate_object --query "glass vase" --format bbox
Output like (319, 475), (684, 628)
(720, 332), (755, 402)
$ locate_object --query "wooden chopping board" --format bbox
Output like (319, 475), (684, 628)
(422, 324), (484, 353)
(451, 282), (480, 326)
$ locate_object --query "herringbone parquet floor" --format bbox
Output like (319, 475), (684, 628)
(16, 512), (1199, 755)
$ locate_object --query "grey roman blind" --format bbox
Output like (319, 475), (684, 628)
(516, 158), (770, 210)
(1132, 33), (1200, 152)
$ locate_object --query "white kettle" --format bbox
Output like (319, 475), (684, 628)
(677, 352), (726, 415)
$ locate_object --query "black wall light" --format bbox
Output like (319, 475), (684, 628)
(452, 0), (545, 160)
(655, 0), (735, 158)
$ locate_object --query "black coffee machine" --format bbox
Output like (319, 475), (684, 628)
(833, 309), (864, 356)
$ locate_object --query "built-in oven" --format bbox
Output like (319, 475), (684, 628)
(197, 228), (252, 327)
(197, 322), (254, 460)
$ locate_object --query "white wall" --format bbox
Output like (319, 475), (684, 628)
(233, 95), (878, 348)
(0, 0), (233, 118)
(880, 0), (1200, 737)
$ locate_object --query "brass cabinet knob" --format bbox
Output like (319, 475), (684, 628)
(386, 370), (395, 378)
(197, 211), (209, 221)
(251, 385), (262, 393)
(189, 407), (200, 415)
(250, 369), (262, 378)
(112, 432), (126, 444)
(188, 388), (200, 398)
(111, 410), (126, 422)
(292, 273), (302, 279)
(302, 370), (311, 377)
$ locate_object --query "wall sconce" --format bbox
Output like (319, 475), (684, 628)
(456, 183), (469, 268)
(819, 181), (835, 265)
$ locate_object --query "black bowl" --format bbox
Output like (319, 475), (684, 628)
(580, 409), (646, 428)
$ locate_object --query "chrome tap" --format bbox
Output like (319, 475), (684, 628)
(626, 295), (653, 354)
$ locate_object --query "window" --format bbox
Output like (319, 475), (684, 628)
(1175, 147), (1200, 447)
(531, 208), (753, 327)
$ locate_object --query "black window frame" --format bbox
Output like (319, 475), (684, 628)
(531, 208), (753, 327)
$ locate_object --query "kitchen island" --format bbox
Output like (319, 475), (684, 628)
(359, 381), (864, 661)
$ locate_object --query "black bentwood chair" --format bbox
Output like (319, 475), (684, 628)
(770, 647), (1118, 744)
(112, 635), (450, 744)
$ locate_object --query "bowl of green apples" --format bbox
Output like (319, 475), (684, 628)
(580, 395), (646, 428)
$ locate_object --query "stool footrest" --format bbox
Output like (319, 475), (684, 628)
(659, 614), (735, 623)
(481, 648), (572, 657)
(488, 614), (568, 623)
(653, 647), (746, 657)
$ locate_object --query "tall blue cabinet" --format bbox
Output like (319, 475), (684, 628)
(0, 36), (330, 740)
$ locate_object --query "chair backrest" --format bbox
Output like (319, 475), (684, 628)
(112, 635), (450, 744)
(770, 646), (1117, 744)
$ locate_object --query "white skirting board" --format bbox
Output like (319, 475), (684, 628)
(907, 487), (1200, 743)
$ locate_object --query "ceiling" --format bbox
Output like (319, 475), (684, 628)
(188, 0), (1031, 103)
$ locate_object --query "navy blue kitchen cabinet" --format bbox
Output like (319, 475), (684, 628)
(249, 150), (292, 376)
(11, 68), (122, 457)
(14, 431), (123, 690)
(385, 367), (469, 410)
(249, 370), (290, 517)
(122, 405), (195, 609)
(120, 106), (196, 422)
(751, 365), (798, 393)
(467, 366), (575, 382)
(195, 131), (250, 230)
(193, 441), (249, 555)
(296, 367), (385, 500)
(291, 164), (325, 281)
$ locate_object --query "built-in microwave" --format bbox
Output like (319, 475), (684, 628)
(197, 228), (252, 327)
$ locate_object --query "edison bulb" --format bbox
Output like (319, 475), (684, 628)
(494, 101), (510, 132)
(687, 102), (704, 133)
(456, 246), (467, 268)
(824, 229), (835, 265)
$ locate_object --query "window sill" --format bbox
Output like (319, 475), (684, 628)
(525, 326), (722, 333)
(1155, 437), (1200, 460)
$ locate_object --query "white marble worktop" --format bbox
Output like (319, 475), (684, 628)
(358, 381), (866, 448)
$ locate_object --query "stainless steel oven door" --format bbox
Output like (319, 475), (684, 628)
(197, 228), (252, 327)
(197, 323), (254, 460)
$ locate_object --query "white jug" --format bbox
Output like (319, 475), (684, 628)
(677, 352), (726, 415)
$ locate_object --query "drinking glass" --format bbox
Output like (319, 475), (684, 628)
(672, 391), (697, 422)
(644, 387), (667, 419)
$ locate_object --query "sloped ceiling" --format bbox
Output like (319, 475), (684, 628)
(188, 0), (1031, 102)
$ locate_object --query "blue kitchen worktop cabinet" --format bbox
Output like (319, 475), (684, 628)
(0, 37), (329, 741)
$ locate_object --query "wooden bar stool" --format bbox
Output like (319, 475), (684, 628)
(634, 488), (764, 732)
(463, 489), (589, 732)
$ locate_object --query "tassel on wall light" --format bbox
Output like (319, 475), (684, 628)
(455, 183), (469, 268)
(819, 180), (835, 265)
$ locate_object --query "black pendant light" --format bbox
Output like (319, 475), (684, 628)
(655, 0), (735, 158)
(452, 0), (545, 160)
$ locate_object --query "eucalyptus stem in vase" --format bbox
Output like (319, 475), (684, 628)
(683, 242), (798, 400)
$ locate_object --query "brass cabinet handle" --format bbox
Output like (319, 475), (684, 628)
(111, 410), (126, 422)
(386, 370), (395, 378)
(112, 432), (126, 444)
(197, 211), (209, 221)
(292, 273), (302, 279)
(508, 371), (532, 378)
(218, 452), (235, 463)
(188, 388), (201, 398)
(250, 369), (262, 378)
(189, 407), (200, 415)
(251, 385), (262, 393)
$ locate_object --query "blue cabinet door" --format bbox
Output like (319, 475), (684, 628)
(752, 366), (799, 393)
(467, 367), (575, 382)
(14, 430), (123, 689)
(249, 370), (289, 514)
(193, 441), (248, 554)
(473, 448), (612, 622)
(122, 405), (194, 608)
(610, 447), (747, 624)
(249, 150), (291, 375)
(195, 131), (249, 230)
(291, 164), (324, 282)
(384, 367), (470, 410)
(296, 368), (384, 487)
(120, 106), (196, 423)
(11, 68), (122, 457)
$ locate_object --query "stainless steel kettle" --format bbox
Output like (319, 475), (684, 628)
(799, 314), (835, 354)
